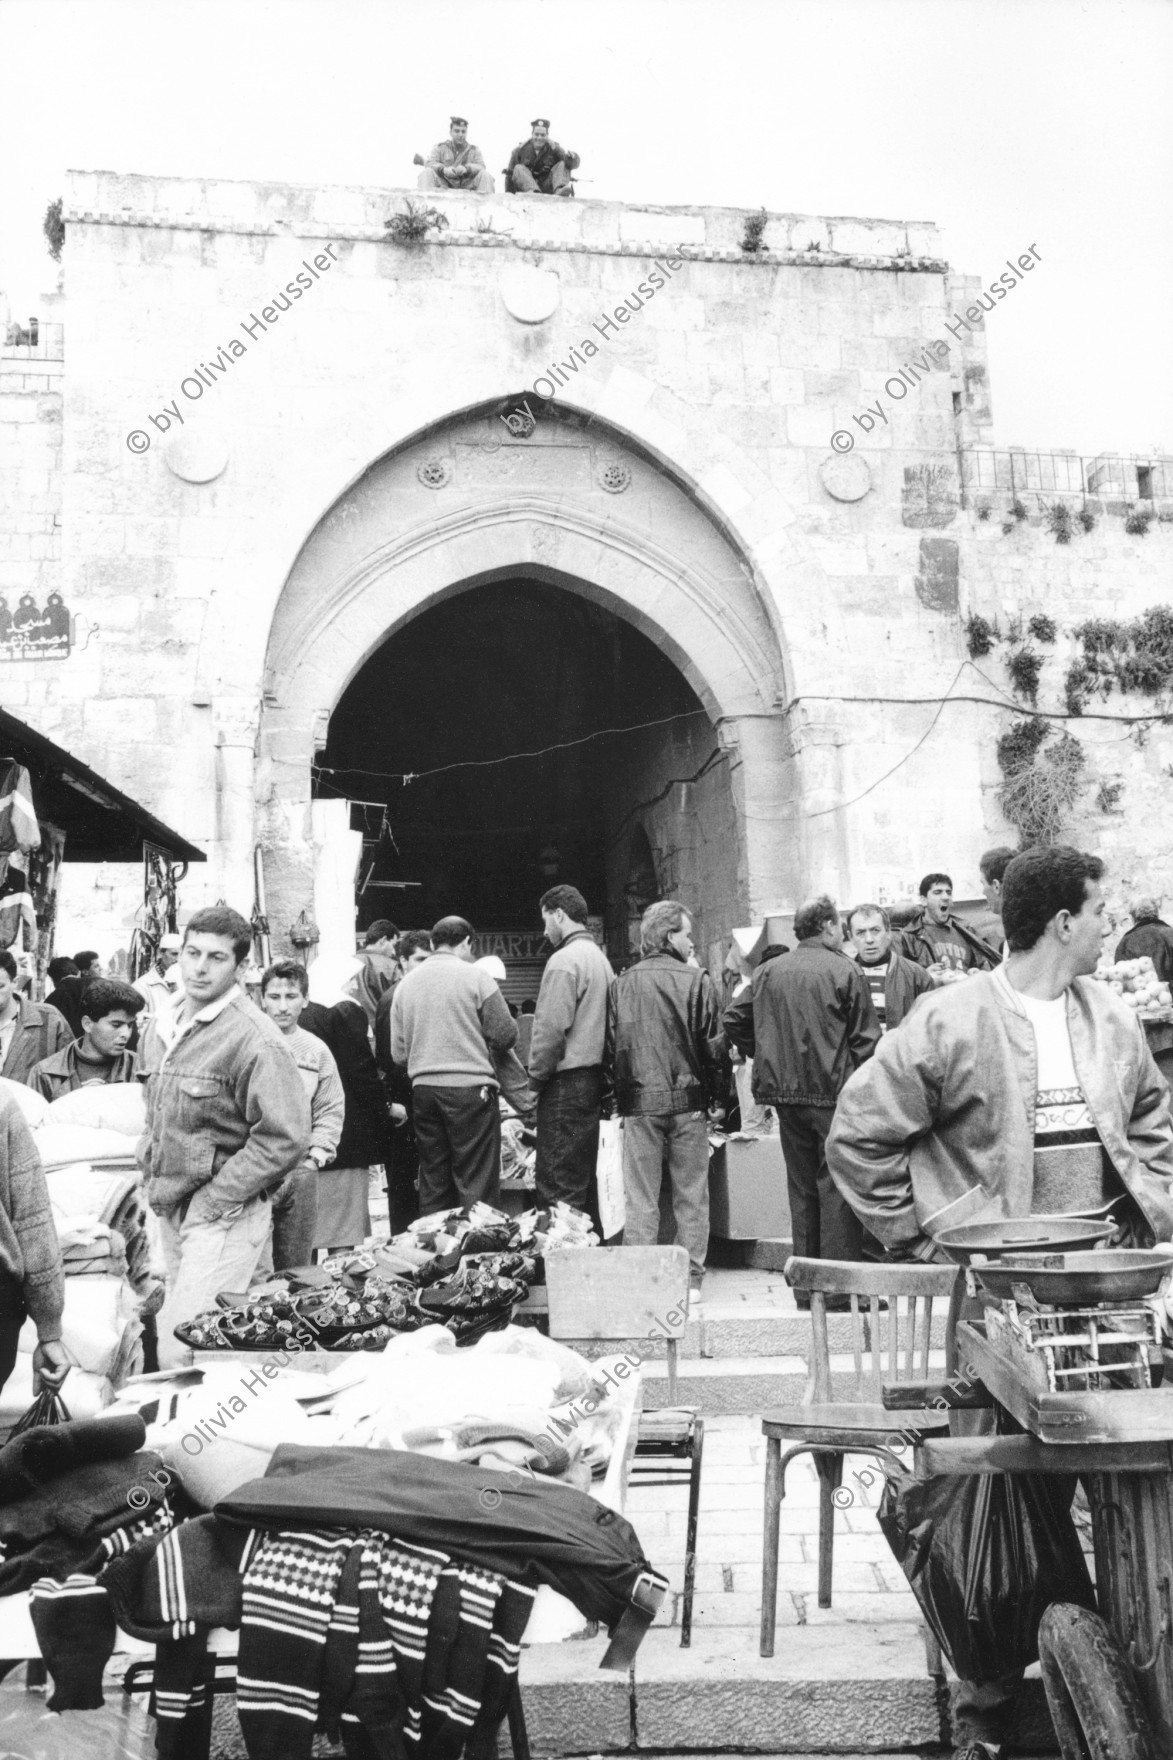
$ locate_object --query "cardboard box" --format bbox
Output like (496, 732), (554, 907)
(709, 1135), (791, 1240)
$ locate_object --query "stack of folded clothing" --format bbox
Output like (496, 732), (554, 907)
(55, 1219), (128, 1280)
(44, 1163), (159, 1299)
(0, 1413), (171, 1597)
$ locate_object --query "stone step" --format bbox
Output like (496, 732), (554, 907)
(517, 1628), (1058, 1754)
(637, 1353), (949, 1417)
(563, 1307), (950, 1364)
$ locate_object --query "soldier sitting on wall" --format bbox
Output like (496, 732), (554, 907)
(414, 117), (494, 193)
(505, 119), (579, 197)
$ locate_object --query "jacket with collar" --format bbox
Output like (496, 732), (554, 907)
(722, 941), (880, 1108)
(2, 998), (72, 1086)
(826, 968), (1173, 1257)
(138, 989), (311, 1218)
(28, 1042), (138, 1102)
(857, 951), (936, 1031)
(607, 950), (727, 1116)
(528, 929), (614, 1087)
(899, 910), (1000, 972)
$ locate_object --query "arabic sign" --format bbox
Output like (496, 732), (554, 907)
(0, 594), (71, 662)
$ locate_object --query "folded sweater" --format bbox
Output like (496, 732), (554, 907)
(216, 1442), (661, 1632)
(0, 1411), (146, 1502)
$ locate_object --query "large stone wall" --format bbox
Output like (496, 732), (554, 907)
(2, 170), (1171, 949)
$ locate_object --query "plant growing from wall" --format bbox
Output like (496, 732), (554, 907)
(1006, 645), (1044, 705)
(1078, 506), (1097, 533)
(1096, 778), (1124, 814)
(384, 202), (450, 245)
(1011, 498), (1030, 523)
(1069, 606), (1173, 707)
(740, 209), (768, 253)
(1124, 505), (1155, 536)
(1046, 501), (1074, 545)
(964, 612), (997, 658)
(1028, 614), (1057, 644)
(976, 502), (993, 522)
(43, 198), (64, 262)
(996, 719), (1086, 845)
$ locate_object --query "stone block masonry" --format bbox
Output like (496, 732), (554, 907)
(3, 172), (1170, 947)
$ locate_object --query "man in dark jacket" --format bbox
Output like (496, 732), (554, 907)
(608, 901), (726, 1287)
(505, 119), (580, 196)
(899, 872), (1000, 973)
(29, 978), (143, 1099)
(846, 904), (935, 1033)
(723, 896), (879, 1274)
(1115, 898), (1173, 980)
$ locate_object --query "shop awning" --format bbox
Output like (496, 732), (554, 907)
(0, 708), (206, 864)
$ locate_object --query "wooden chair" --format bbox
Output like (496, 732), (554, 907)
(545, 1245), (704, 1646)
(759, 1255), (960, 1660)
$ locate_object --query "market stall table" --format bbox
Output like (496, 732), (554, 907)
(0, 1353), (648, 1760)
(883, 1246), (1173, 1756)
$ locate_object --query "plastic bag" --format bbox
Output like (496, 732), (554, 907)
(596, 1118), (625, 1239)
(9, 1382), (72, 1437)
(878, 1467), (1095, 1682)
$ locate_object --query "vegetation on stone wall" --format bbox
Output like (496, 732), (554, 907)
(384, 202), (450, 245)
(740, 209), (768, 253)
(1064, 607), (1173, 715)
(1027, 614), (1057, 643)
(996, 719), (1086, 845)
(43, 198), (64, 262)
(965, 612), (997, 658)
(1006, 645), (1043, 705)
(1046, 501), (1074, 545)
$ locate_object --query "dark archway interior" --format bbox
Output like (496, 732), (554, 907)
(315, 577), (706, 941)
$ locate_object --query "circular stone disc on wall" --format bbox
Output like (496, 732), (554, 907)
(165, 430), (229, 483)
(819, 454), (872, 502)
(500, 266), (561, 324)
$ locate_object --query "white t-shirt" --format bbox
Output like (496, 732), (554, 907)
(994, 968), (1118, 1214)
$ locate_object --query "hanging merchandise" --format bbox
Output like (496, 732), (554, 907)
(0, 762), (40, 857)
(0, 862), (37, 953)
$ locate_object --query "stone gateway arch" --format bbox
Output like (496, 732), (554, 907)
(258, 399), (798, 957)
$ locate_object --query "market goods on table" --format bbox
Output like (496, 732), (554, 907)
(1094, 952), (1173, 1019)
(175, 1201), (596, 1352)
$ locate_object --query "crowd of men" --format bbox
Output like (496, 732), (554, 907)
(3, 845), (1173, 1447)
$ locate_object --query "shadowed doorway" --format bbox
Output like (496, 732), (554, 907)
(314, 577), (743, 972)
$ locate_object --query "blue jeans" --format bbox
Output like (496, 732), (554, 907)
(621, 1110), (710, 1274)
(534, 1066), (603, 1219)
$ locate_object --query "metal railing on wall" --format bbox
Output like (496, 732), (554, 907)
(959, 449), (1172, 503)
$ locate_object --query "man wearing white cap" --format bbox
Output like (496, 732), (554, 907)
(416, 117), (495, 193)
(133, 932), (183, 1043)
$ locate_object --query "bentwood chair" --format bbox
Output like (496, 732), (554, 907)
(545, 1245), (704, 1646)
(758, 1255), (960, 1661)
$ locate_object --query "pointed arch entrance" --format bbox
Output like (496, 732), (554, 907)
(258, 399), (795, 967)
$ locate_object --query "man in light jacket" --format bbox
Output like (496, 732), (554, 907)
(828, 845), (1173, 1258)
(609, 901), (726, 1287)
(528, 886), (614, 1221)
(138, 906), (311, 1368)
(828, 845), (1173, 1757)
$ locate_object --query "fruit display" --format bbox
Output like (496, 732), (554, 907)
(1094, 954), (1173, 1020)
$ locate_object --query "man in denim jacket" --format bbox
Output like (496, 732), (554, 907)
(138, 906), (310, 1367)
